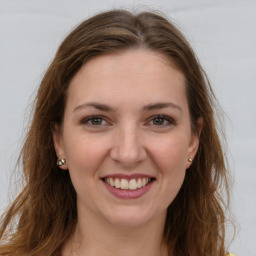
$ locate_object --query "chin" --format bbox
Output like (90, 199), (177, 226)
(102, 206), (163, 228)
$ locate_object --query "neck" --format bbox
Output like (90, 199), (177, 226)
(62, 206), (169, 256)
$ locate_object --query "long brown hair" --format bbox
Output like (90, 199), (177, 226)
(0, 9), (231, 256)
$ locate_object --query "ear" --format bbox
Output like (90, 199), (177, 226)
(186, 117), (203, 169)
(52, 123), (68, 170)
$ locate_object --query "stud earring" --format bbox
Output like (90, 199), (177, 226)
(57, 158), (66, 167)
(188, 158), (193, 163)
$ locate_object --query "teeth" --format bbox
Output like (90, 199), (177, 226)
(128, 179), (137, 190)
(110, 178), (114, 187)
(137, 178), (142, 188)
(114, 178), (120, 188)
(120, 179), (129, 189)
(105, 177), (152, 190)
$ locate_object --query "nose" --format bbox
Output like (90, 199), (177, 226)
(110, 125), (147, 168)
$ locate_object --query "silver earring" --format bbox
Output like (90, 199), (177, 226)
(57, 158), (66, 167)
(188, 158), (193, 163)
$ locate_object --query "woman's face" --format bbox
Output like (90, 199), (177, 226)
(53, 49), (200, 228)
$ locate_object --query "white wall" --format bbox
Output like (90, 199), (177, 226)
(0, 0), (255, 255)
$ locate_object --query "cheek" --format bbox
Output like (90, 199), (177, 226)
(63, 133), (110, 205)
(150, 134), (189, 199)
(63, 132), (109, 176)
(150, 133), (189, 171)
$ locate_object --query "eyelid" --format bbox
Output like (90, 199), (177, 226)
(80, 115), (110, 126)
(80, 114), (176, 128)
(147, 115), (176, 126)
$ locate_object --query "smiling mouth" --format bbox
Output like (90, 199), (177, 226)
(102, 177), (155, 190)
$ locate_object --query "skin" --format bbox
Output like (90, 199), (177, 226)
(53, 49), (201, 256)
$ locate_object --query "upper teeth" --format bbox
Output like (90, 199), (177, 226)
(104, 178), (151, 190)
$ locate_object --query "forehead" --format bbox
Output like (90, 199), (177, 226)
(66, 49), (187, 108)
(73, 49), (183, 82)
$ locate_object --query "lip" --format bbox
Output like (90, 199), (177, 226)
(101, 175), (155, 199)
(101, 173), (155, 180)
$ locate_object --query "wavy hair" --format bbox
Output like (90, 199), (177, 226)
(0, 9), (231, 256)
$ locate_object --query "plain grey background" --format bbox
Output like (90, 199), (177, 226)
(0, 0), (255, 255)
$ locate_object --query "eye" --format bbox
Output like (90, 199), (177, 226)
(148, 115), (175, 127)
(81, 115), (108, 127)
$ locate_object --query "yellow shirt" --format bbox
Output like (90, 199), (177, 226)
(227, 253), (237, 256)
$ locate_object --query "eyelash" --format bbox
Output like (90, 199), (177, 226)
(80, 115), (176, 128)
(147, 115), (176, 127)
(81, 115), (108, 127)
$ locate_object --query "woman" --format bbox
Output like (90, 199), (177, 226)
(0, 9), (234, 256)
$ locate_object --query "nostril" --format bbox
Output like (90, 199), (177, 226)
(109, 136), (147, 165)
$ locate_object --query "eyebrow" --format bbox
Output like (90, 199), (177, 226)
(73, 102), (115, 112)
(73, 102), (182, 112)
(143, 102), (182, 112)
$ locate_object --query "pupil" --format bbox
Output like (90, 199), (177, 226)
(154, 118), (163, 125)
(92, 118), (102, 125)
